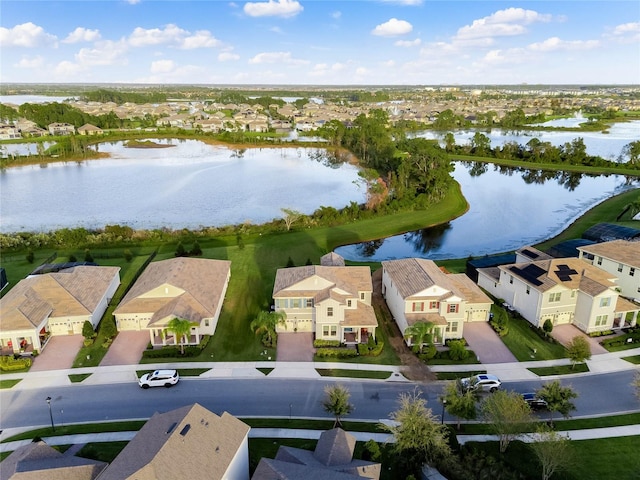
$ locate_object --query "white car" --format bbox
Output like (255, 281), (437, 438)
(138, 369), (179, 389)
(460, 374), (501, 393)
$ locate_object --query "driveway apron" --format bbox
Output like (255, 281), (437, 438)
(462, 322), (518, 364)
(551, 324), (609, 355)
(30, 335), (84, 371)
(276, 333), (314, 362)
(100, 331), (150, 366)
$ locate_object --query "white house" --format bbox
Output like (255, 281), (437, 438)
(577, 240), (640, 301)
(382, 258), (493, 345)
(477, 257), (640, 333)
(0, 266), (120, 354)
(113, 257), (231, 347)
(272, 262), (377, 344)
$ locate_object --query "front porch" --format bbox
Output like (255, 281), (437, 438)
(342, 328), (373, 345)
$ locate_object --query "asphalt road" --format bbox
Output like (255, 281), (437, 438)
(1, 372), (638, 431)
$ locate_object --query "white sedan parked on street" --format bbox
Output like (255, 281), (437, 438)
(138, 369), (180, 389)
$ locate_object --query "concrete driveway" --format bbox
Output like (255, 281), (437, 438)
(276, 333), (314, 362)
(30, 335), (84, 371)
(462, 322), (518, 364)
(551, 324), (608, 355)
(100, 331), (150, 366)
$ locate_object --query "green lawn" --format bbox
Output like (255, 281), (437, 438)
(528, 363), (589, 376)
(315, 368), (393, 379)
(622, 354), (640, 364)
(499, 313), (567, 362)
(68, 373), (92, 383)
(0, 379), (22, 389)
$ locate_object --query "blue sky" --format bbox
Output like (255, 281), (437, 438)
(1, 0), (638, 85)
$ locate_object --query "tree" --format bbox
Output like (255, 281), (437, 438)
(82, 320), (96, 340)
(529, 424), (574, 480)
(175, 241), (186, 257)
(443, 381), (477, 430)
(281, 208), (302, 231)
(536, 380), (577, 426)
(100, 317), (117, 340)
(164, 317), (198, 355)
(190, 240), (202, 256)
(480, 390), (533, 454)
(26, 250), (35, 263)
(322, 384), (354, 428)
(542, 319), (553, 337)
(566, 335), (591, 369)
(382, 389), (451, 474)
(84, 248), (93, 262)
(249, 310), (286, 348)
(620, 140), (640, 164)
(403, 321), (435, 354)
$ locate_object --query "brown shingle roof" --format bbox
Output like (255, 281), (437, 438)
(98, 404), (249, 480)
(382, 258), (462, 300)
(273, 266), (372, 298)
(579, 240), (640, 269)
(342, 303), (378, 327)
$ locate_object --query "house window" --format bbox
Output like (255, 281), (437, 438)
(448, 304), (459, 313)
(429, 301), (440, 309)
(526, 285), (530, 294)
(347, 300), (352, 307)
(306, 298), (314, 308)
(360, 292), (365, 300)
(600, 297), (611, 308)
(549, 292), (561, 302)
(630, 268), (636, 277)
(597, 257), (602, 265)
(618, 263), (624, 272)
(204, 319), (210, 327)
(446, 322), (458, 333)
(595, 314), (608, 326)
(291, 298), (301, 308)
(327, 307), (333, 317)
(412, 302), (424, 312)
(571, 290), (576, 298)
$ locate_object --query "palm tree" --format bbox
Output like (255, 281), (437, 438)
(164, 317), (198, 355)
(322, 384), (353, 428)
(250, 310), (287, 347)
(403, 321), (435, 354)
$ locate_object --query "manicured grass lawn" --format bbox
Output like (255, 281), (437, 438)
(622, 354), (640, 364)
(68, 373), (92, 383)
(528, 363), (589, 376)
(1, 421), (147, 443)
(77, 441), (129, 463)
(499, 314), (567, 362)
(316, 368), (392, 379)
(0, 379), (22, 389)
(257, 368), (273, 375)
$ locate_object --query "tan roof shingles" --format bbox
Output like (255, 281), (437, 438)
(342, 303), (378, 327)
(273, 266), (372, 298)
(114, 258), (230, 322)
(98, 404), (249, 480)
(579, 240), (640, 269)
(382, 258), (462, 300)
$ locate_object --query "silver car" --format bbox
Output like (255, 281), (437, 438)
(460, 374), (501, 393)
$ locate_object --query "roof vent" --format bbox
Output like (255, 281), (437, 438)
(166, 422), (177, 435)
(179, 424), (191, 436)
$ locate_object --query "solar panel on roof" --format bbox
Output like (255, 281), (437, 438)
(521, 248), (539, 259)
(509, 264), (545, 286)
(557, 274), (572, 282)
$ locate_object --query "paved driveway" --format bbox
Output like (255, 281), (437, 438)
(277, 333), (314, 362)
(30, 335), (84, 371)
(551, 324), (608, 355)
(463, 322), (518, 364)
(100, 331), (150, 366)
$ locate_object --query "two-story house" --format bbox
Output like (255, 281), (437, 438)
(272, 264), (377, 344)
(477, 257), (640, 333)
(382, 258), (493, 345)
(577, 240), (640, 301)
(47, 122), (75, 136)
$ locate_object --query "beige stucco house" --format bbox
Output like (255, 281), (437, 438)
(382, 258), (493, 345)
(477, 256), (640, 333)
(97, 403), (250, 480)
(272, 260), (377, 344)
(0, 266), (120, 354)
(113, 257), (231, 347)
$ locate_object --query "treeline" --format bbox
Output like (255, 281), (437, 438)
(15, 103), (124, 130)
(81, 89), (167, 104)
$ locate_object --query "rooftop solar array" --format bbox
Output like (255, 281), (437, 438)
(554, 264), (578, 282)
(521, 248), (540, 259)
(509, 264), (546, 286)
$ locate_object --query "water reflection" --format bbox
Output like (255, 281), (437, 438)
(335, 162), (639, 262)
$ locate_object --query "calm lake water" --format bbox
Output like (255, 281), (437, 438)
(0, 140), (365, 233)
(335, 162), (639, 261)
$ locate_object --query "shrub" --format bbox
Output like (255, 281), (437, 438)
(316, 348), (358, 358)
(84, 249), (94, 262)
(0, 355), (32, 371)
(199, 335), (211, 350)
(175, 241), (186, 257)
(543, 319), (553, 336)
(68, 254), (77, 262)
(82, 320), (96, 340)
(123, 249), (133, 262)
(418, 343), (437, 361)
(100, 317), (117, 339)
(357, 340), (384, 356)
(83, 339), (94, 347)
(362, 439), (381, 461)
(190, 240), (202, 256)
(26, 250), (35, 263)
(447, 340), (470, 361)
(313, 339), (342, 348)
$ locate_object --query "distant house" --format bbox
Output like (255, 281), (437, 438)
(272, 259), (377, 344)
(0, 266), (120, 354)
(477, 256), (640, 333)
(47, 122), (75, 136)
(0, 441), (107, 480)
(252, 428), (381, 480)
(98, 403), (250, 480)
(113, 257), (231, 347)
(0, 124), (21, 140)
(382, 258), (493, 345)
(577, 240), (640, 300)
(77, 123), (103, 135)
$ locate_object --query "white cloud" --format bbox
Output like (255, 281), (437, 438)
(608, 22), (640, 43)
(54, 60), (85, 78)
(243, 0), (303, 18)
(218, 52), (240, 61)
(63, 27), (101, 44)
(75, 40), (128, 66)
(528, 37), (600, 52)
(128, 24), (187, 47)
(150, 59), (175, 73)
(14, 55), (44, 68)
(332, 11), (341, 20)
(248, 51), (308, 65)
(0, 22), (57, 48)
(270, 26), (284, 34)
(455, 8), (552, 43)
(382, 60), (395, 67)
(379, 0), (423, 5)
(126, 0), (141, 4)
(355, 67), (369, 76)
(479, 48), (528, 66)
(179, 30), (221, 49)
(372, 18), (413, 37)
(395, 38), (421, 47)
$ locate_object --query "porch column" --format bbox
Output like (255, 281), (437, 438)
(149, 329), (154, 346)
(632, 311), (638, 328)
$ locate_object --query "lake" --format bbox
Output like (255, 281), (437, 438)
(0, 140), (366, 233)
(335, 162), (639, 261)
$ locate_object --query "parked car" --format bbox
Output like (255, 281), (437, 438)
(521, 392), (548, 410)
(460, 374), (502, 393)
(138, 369), (179, 389)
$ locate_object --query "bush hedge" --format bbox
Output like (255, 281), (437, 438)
(357, 340), (384, 356)
(315, 348), (358, 358)
(0, 355), (32, 371)
(313, 339), (341, 348)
